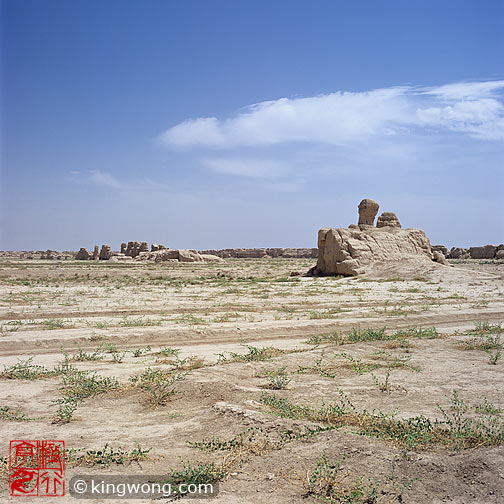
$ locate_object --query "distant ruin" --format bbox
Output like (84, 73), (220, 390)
(69, 241), (222, 263)
(0, 234), (502, 263)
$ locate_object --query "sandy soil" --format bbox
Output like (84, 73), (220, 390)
(0, 258), (503, 503)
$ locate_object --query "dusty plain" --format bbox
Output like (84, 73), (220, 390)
(0, 258), (503, 503)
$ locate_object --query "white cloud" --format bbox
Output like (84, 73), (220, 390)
(89, 170), (128, 189)
(159, 80), (504, 148)
(417, 99), (504, 140)
(201, 157), (306, 192)
(264, 179), (307, 193)
(161, 117), (226, 148)
(420, 81), (504, 100)
(85, 170), (167, 191)
(202, 157), (288, 179)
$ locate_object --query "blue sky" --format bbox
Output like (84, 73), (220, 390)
(1, 0), (503, 251)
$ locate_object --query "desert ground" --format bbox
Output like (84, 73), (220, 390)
(1, 258), (503, 503)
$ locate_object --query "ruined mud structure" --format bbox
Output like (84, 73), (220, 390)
(309, 198), (452, 277)
(1, 228), (502, 263)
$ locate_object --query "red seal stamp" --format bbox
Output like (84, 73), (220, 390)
(9, 440), (65, 497)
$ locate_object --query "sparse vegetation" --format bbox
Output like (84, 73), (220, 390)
(260, 390), (504, 450)
(52, 398), (80, 424)
(1, 258), (502, 501)
(50, 367), (120, 424)
(308, 308), (344, 319)
(132, 345), (151, 357)
(159, 462), (226, 497)
(264, 368), (291, 389)
(73, 346), (104, 361)
(129, 367), (187, 406)
(157, 346), (181, 357)
(43, 318), (74, 330)
(1, 357), (59, 380)
(61, 370), (120, 401)
(218, 344), (284, 363)
(459, 331), (502, 352)
(305, 455), (417, 504)
(100, 342), (119, 353)
(487, 347), (502, 364)
(0, 405), (38, 422)
(67, 443), (151, 466)
(305, 326), (440, 346)
(471, 321), (503, 334)
(119, 316), (162, 327)
(337, 353), (379, 374)
(371, 368), (394, 392)
(172, 313), (206, 325)
(111, 351), (126, 363)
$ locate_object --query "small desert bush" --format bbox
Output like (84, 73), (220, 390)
(296, 355), (340, 379)
(487, 347), (502, 364)
(52, 398), (80, 424)
(190, 426), (331, 454)
(93, 321), (110, 329)
(347, 327), (388, 342)
(189, 427), (275, 454)
(368, 350), (421, 372)
(305, 455), (417, 504)
(129, 367), (187, 406)
(67, 443), (150, 466)
(189, 425), (334, 477)
(256, 366), (291, 389)
(260, 390), (504, 451)
(392, 327), (439, 339)
(305, 332), (343, 345)
(1, 357), (59, 380)
(0, 405), (37, 422)
(470, 321), (503, 334)
(212, 312), (240, 323)
(265, 373), (291, 390)
(437, 391), (504, 450)
(218, 344), (284, 363)
(159, 462), (226, 497)
(129, 367), (170, 384)
(61, 370), (119, 401)
(119, 316), (162, 327)
(336, 353), (379, 374)
(308, 308), (344, 319)
(172, 314), (206, 325)
(304, 326), (439, 346)
(157, 346), (181, 357)
(172, 355), (205, 371)
(42, 318), (74, 330)
(371, 369), (394, 392)
(306, 456), (375, 504)
(99, 342), (118, 353)
(459, 332), (502, 351)
(73, 346), (103, 361)
(132, 345), (151, 357)
(111, 352), (126, 363)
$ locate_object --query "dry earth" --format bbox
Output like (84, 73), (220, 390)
(0, 258), (503, 503)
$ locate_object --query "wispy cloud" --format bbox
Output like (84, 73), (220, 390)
(159, 80), (504, 148)
(420, 81), (504, 100)
(202, 158), (306, 192)
(416, 96), (504, 140)
(202, 157), (288, 179)
(71, 170), (168, 191)
(89, 170), (129, 189)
